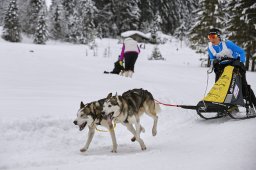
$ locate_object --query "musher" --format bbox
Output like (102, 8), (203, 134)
(207, 28), (256, 114)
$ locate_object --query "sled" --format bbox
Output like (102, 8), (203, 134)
(195, 65), (256, 120)
(155, 63), (256, 120)
(196, 101), (256, 120)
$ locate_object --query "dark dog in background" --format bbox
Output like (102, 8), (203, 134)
(104, 60), (124, 75)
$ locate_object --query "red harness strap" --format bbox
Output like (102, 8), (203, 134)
(154, 99), (198, 110)
(154, 99), (178, 107)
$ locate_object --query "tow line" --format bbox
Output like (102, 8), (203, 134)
(154, 99), (197, 110)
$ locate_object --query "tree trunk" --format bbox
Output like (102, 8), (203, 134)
(245, 46), (250, 70)
(252, 58), (255, 72)
(251, 41), (256, 72)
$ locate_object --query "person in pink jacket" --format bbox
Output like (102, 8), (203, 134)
(119, 37), (140, 77)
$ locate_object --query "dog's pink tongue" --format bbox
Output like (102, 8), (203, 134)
(107, 117), (112, 125)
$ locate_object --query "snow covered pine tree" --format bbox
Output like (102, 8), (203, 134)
(2, 0), (21, 42)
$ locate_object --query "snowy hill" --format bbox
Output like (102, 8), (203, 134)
(0, 30), (256, 170)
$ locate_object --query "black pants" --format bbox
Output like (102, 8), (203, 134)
(124, 52), (138, 72)
(214, 63), (256, 108)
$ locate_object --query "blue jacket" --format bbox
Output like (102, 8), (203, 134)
(208, 40), (246, 64)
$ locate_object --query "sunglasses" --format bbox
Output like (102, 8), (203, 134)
(208, 34), (218, 39)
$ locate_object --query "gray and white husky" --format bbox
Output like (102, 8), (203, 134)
(103, 88), (160, 150)
(73, 99), (118, 153)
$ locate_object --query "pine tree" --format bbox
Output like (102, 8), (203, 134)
(62, 0), (75, 18)
(122, 0), (141, 31)
(23, 0), (47, 35)
(77, 0), (98, 44)
(188, 0), (225, 54)
(2, 0), (21, 42)
(0, 0), (10, 26)
(149, 45), (165, 60)
(111, 0), (140, 35)
(225, 0), (256, 70)
(150, 12), (162, 44)
(137, 0), (154, 32)
(49, 5), (64, 40)
(225, 0), (244, 44)
(62, 0), (77, 42)
(94, 0), (113, 37)
(140, 0), (198, 35)
(158, 0), (179, 34)
(17, 0), (30, 32)
(243, 0), (256, 71)
(66, 11), (81, 43)
(174, 0), (198, 39)
(34, 13), (48, 44)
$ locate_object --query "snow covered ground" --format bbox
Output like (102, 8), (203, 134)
(0, 29), (256, 170)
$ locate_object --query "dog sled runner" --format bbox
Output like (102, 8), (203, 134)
(156, 64), (256, 120)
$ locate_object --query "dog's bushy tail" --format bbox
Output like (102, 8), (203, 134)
(154, 102), (161, 114)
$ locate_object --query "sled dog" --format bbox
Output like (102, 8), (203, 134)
(103, 88), (160, 150)
(73, 99), (117, 153)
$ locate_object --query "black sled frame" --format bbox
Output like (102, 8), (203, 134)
(155, 100), (256, 120)
(194, 101), (256, 120)
(176, 102), (256, 120)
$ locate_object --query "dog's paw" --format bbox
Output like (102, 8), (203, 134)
(152, 129), (157, 136)
(131, 136), (136, 142)
(141, 126), (145, 133)
(80, 148), (87, 152)
(111, 150), (117, 153)
(141, 146), (147, 151)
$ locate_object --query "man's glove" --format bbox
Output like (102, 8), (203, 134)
(212, 59), (219, 67)
(216, 52), (232, 60)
